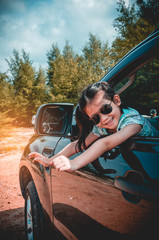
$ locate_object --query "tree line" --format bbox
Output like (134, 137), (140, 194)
(0, 0), (159, 126)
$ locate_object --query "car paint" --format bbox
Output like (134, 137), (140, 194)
(19, 29), (159, 239)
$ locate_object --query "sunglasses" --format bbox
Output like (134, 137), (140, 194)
(89, 102), (112, 125)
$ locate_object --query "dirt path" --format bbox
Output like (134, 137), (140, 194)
(0, 128), (34, 240)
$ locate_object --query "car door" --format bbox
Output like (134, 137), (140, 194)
(51, 43), (159, 239)
(51, 133), (159, 240)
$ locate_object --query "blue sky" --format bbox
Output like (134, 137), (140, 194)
(0, 0), (132, 73)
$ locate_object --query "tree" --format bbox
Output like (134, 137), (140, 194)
(47, 36), (114, 105)
(112, 0), (157, 61)
(30, 67), (52, 113)
(47, 41), (80, 104)
(0, 72), (13, 112)
(82, 33), (114, 77)
(47, 43), (60, 85)
(76, 33), (114, 96)
(120, 56), (159, 114)
(112, 0), (159, 114)
(6, 49), (50, 125)
(136, 0), (159, 27)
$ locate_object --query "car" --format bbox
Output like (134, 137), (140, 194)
(19, 28), (159, 240)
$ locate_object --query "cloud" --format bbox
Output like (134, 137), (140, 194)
(0, 0), (26, 14)
(0, 0), (120, 73)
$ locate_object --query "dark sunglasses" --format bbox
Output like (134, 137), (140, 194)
(89, 102), (112, 125)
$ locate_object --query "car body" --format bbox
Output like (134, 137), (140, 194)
(19, 28), (159, 240)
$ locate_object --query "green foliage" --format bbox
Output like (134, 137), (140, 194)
(82, 33), (114, 76)
(120, 57), (159, 114)
(1, 0), (159, 126)
(47, 35), (114, 105)
(47, 41), (79, 104)
(5, 49), (52, 126)
(0, 73), (13, 112)
(136, 0), (159, 27)
(112, 0), (159, 115)
(112, 0), (157, 61)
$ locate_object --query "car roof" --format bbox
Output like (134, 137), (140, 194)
(100, 28), (159, 89)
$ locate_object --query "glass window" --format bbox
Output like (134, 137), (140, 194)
(115, 56), (159, 116)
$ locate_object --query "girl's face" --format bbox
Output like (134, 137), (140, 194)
(84, 90), (122, 131)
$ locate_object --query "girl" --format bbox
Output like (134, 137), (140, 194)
(29, 82), (159, 171)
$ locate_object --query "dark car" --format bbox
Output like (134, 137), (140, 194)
(19, 28), (159, 240)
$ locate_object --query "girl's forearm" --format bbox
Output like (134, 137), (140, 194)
(49, 131), (98, 165)
(71, 138), (108, 170)
(71, 124), (142, 171)
(49, 140), (78, 162)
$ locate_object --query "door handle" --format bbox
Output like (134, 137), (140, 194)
(42, 147), (55, 158)
(115, 170), (159, 202)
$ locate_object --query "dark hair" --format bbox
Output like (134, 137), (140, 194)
(75, 82), (115, 152)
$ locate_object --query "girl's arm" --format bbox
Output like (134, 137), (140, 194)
(53, 124), (142, 171)
(28, 131), (98, 166)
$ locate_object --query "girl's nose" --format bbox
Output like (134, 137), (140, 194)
(99, 113), (108, 124)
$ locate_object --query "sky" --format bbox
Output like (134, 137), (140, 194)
(0, 0), (132, 73)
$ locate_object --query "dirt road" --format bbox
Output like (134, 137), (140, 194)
(0, 128), (34, 240)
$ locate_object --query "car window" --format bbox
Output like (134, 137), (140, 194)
(114, 56), (159, 115)
(114, 56), (159, 137)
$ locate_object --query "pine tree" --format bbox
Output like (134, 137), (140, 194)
(112, 0), (157, 61)
(47, 41), (79, 104)
(113, 0), (159, 114)
(82, 33), (114, 77)
(77, 33), (114, 95)
(0, 72), (13, 113)
(47, 43), (60, 86)
(136, 0), (159, 27)
(47, 36), (114, 105)
(6, 49), (50, 125)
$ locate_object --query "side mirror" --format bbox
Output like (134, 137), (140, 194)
(35, 103), (74, 136)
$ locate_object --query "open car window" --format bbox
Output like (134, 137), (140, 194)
(114, 56), (159, 114)
(114, 56), (159, 138)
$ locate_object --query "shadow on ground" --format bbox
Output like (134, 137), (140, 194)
(0, 207), (25, 240)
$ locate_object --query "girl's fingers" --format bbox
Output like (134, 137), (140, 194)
(29, 154), (70, 170)
(29, 153), (49, 167)
(53, 160), (63, 167)
(33, 159), (49, 167)
(55, 162), (65, 170)
(52, 155), (68, 165)
(28, 152), (39, 158)
(53, 157), (71, 171)
(33, 157), (41, 162)
(59, 166), (71, 172)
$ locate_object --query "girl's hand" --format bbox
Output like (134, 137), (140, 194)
(51, 155), (74, 172)
(28, 152), (50, 167)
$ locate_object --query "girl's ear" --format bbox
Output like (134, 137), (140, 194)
(113, 94), (121, 106)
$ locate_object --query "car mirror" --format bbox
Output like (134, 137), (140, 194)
(35, 103), (74, 136)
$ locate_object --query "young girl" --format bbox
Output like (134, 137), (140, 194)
(28, 82), (159, 171)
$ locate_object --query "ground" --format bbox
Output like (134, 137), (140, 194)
(0, 127), (34, 240)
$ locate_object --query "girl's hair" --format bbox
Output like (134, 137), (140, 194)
(75, 82), (115, 152)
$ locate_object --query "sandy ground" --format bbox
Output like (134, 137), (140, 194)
(0, 128), (34, 240)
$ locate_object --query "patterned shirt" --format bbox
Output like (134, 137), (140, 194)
(93, 108), (159, 137)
